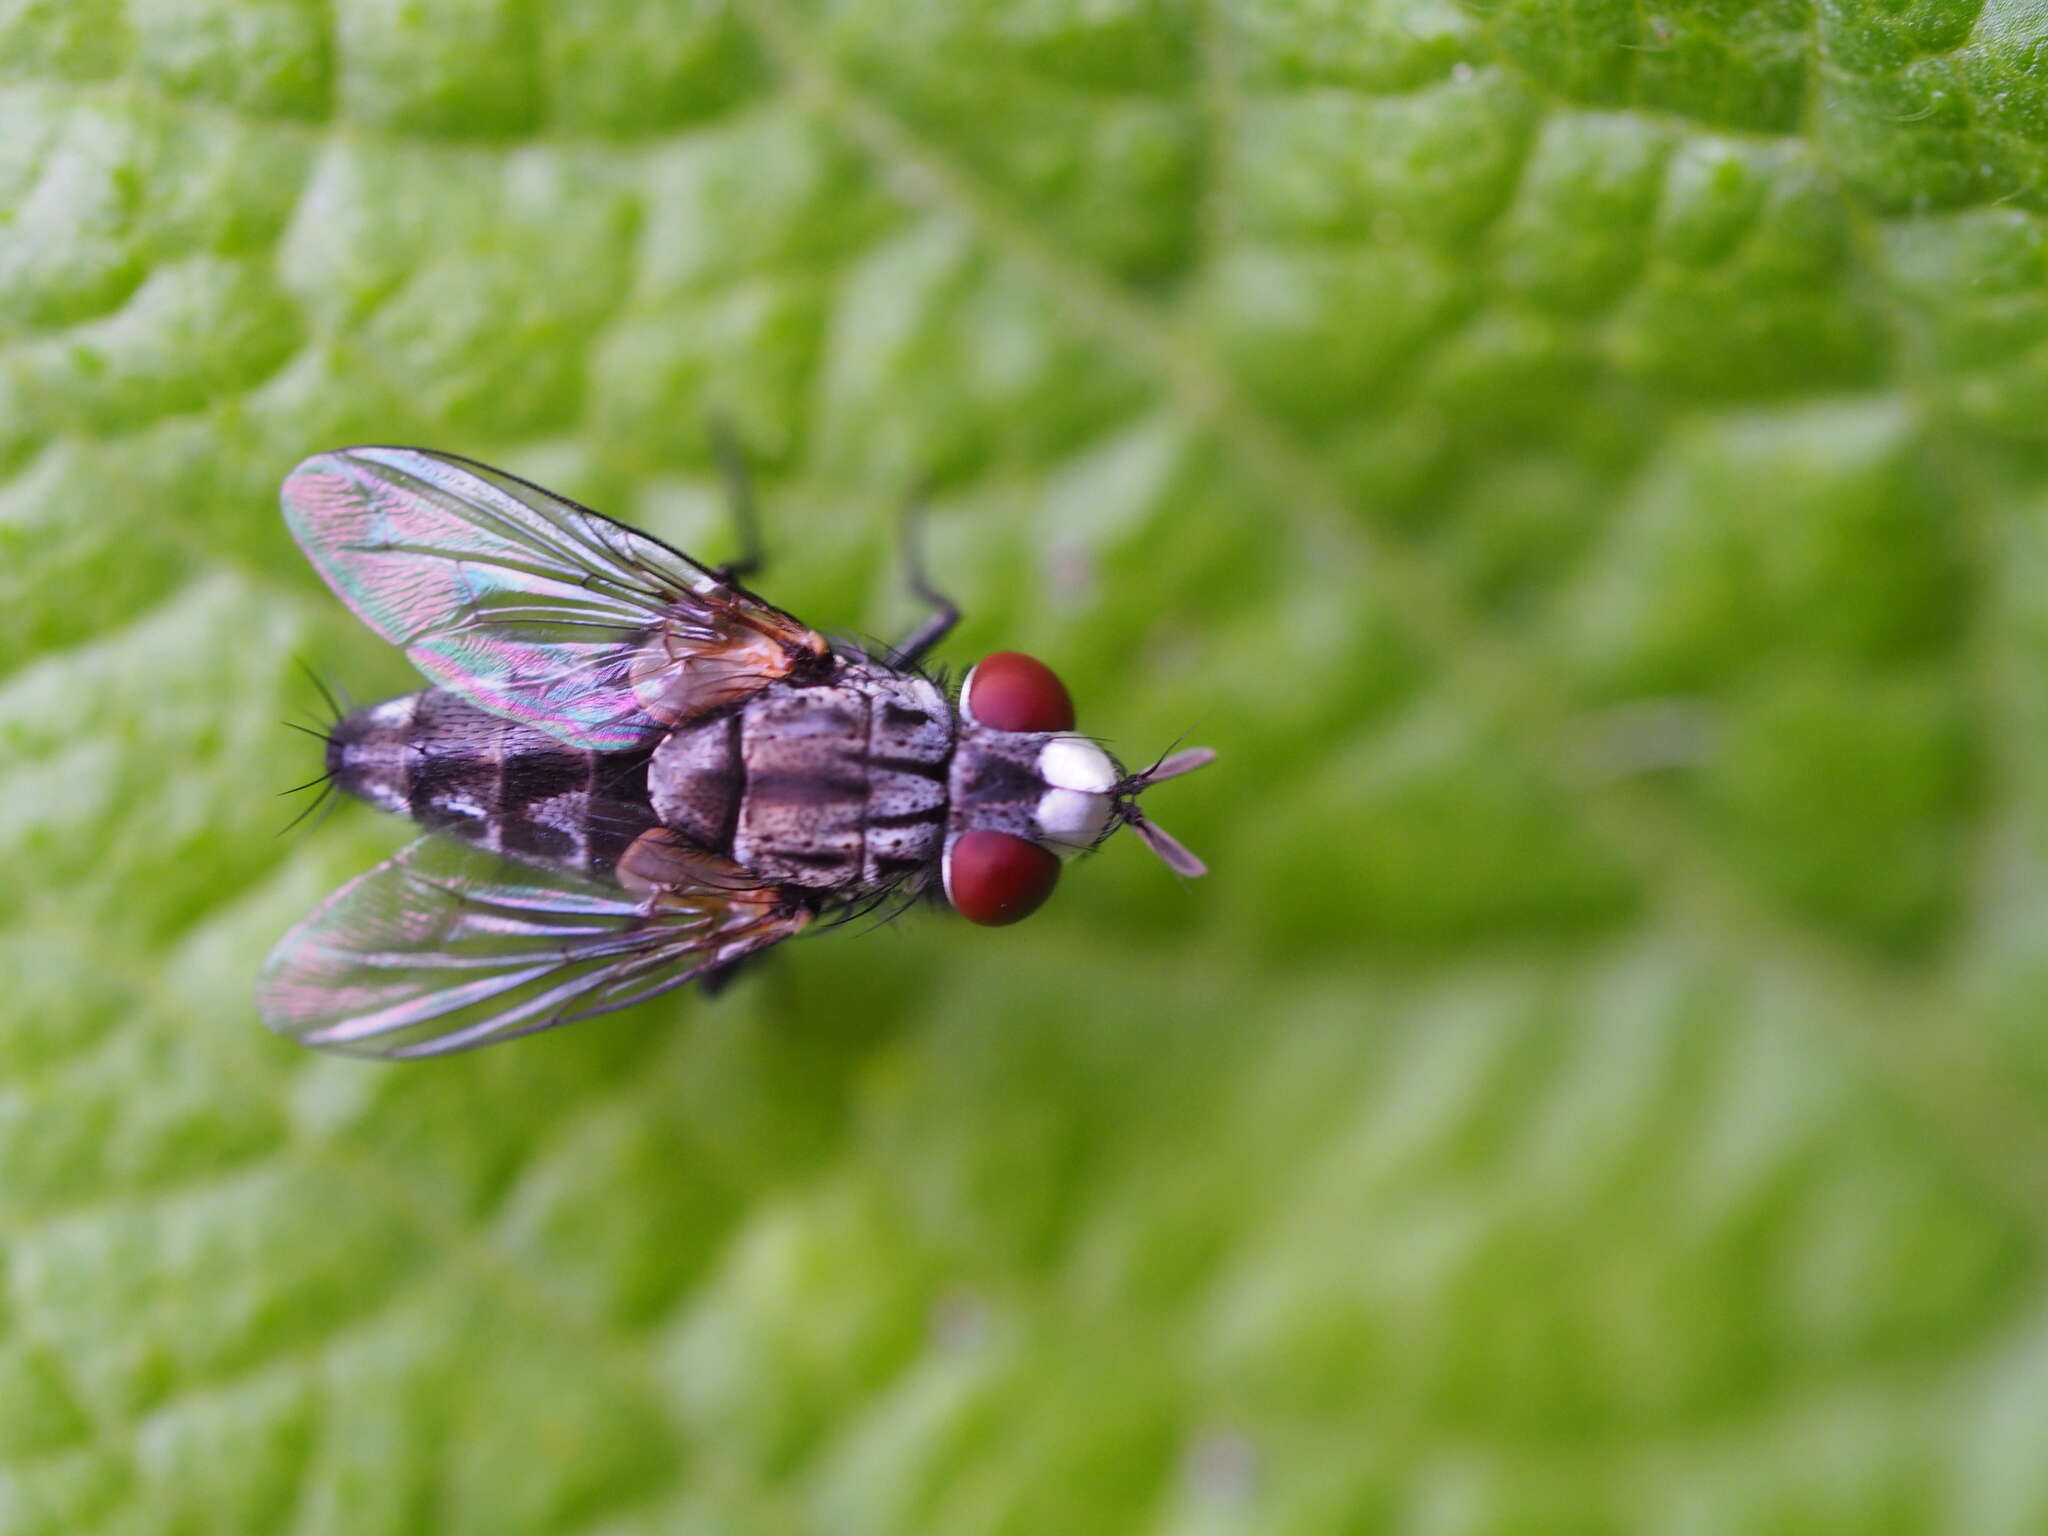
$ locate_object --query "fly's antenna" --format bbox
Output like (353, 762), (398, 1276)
(1114, 745), (1216, 878)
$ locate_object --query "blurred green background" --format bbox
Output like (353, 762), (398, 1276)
(8, 0), (2048, 1530)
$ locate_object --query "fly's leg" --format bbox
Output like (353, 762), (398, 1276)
(709, 417), (767, 587)
(891, 483), (960, 667)
(695, 956), (753, 998)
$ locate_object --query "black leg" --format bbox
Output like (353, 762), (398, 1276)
(695, 956), (753, 998)
(708, 417), (766, 586)
(891, 482), (960, 667)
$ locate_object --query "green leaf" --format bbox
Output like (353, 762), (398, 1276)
(7, 0), (2048, 1529)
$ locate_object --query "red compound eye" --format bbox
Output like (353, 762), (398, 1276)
(945, 830), (1061, 926)
(962, 651), (1075, 733)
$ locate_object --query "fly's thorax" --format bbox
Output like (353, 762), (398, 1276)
(857, 664), (954, 880)
(946, 722), (1120, 855)
(652, 662), (954, 892)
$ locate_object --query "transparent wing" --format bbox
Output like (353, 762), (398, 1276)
(282, 447), (828, 751)
(257, 835), (810, 1059)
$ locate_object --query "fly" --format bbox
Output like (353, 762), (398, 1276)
(257, 447), (1215, 1058)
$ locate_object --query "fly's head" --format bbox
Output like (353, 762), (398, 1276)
(943, 651), (1214, 926)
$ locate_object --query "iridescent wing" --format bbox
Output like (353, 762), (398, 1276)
(256, 834), (812, 1059)
(282, 447), (828, 752)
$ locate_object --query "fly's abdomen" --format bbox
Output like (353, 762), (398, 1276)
(328, 690), (658, 876)
(647, 713), (741, 851)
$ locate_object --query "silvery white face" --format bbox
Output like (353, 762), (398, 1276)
(944, 719), (1124, 854)
(939, 723), (1126, 928)
(1033, 735), (1118, 854)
